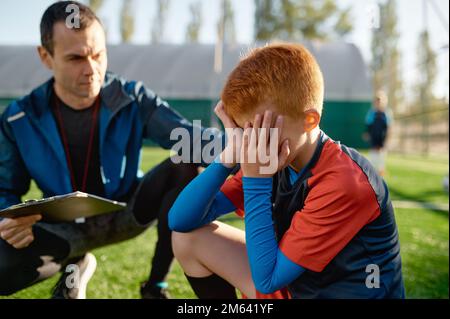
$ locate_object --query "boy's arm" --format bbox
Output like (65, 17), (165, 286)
(243, 177), (305, 294)
(168, 158), (236, 232)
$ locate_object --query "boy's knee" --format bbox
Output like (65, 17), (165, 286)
(171, 230), (195, 260)
(171, 224), (216, 260)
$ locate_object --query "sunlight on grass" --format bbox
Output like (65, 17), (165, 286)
(2, 148), (448, 299)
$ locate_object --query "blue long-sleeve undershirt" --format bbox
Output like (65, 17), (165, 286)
(168, 157), (236, 232)
(243, 176), (304, 294)
(168, 158), (305, 294)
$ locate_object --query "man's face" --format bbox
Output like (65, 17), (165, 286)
(41, 20), (107, 100)
(374, 94), (387, 111)
(233, 103), (310, 167)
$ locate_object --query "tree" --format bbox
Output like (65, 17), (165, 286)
(417, 30), (437, 110)
(416, 30), (438, 154)
(120, 0), (135, 43)
(214, 0), (237, 74)
(254, 0), (277, 41)
(371, 0), (403, 113)
(88, 0), (104, 13)
(254, 0), (353, 42)
(334, 7), (353, 37)
(88, 0), (108, 39)
(220, 0), (236, 45)
(151, 0), (170, 44)
(186, 1), (202, 43)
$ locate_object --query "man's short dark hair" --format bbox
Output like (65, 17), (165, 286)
(40, 1), (102, 55)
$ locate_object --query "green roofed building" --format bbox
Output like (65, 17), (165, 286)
(0, 42), (372, 148)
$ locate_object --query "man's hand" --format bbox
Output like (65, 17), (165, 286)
(0, 214), (42, 249)
(214, 101), (243, 168)
(241, 111), (290, 178)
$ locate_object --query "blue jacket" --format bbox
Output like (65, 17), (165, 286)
(0, 72), (222, 210)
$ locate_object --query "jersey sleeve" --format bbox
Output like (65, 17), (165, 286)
(279, 173), (381, 272)
(220, 169), (245, 217)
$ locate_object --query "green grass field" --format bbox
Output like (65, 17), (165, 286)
(2, 148), (449, 299)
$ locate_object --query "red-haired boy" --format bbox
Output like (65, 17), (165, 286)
(168, 43), (405, 299)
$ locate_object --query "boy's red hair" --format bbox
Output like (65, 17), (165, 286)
(221, 43), (324, 119)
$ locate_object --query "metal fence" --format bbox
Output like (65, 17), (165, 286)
(388, 107), (449, 156)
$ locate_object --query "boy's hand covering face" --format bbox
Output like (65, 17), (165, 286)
(215, 101), (243, 168)
(241, 111), (290, 178)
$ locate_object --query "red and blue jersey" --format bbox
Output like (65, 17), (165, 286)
(221, 132), (405, 298)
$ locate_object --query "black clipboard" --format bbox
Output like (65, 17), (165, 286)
(0, 192), (127, 222)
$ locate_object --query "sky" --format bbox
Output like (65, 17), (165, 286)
(0, 0), (448, 101)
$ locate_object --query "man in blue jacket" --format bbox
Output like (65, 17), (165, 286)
(0, 1), (222, 299)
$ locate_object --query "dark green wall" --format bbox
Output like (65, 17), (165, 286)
(0, 98), (14, 114)
(1, 97), (371, 149)
(168, 98), (372, 149)
(167, 99), (214, 126)
(142, 98), (215, 146)
(321, 100), (371, 149)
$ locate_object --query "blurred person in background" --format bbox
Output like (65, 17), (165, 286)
(364, 90), (393, 176)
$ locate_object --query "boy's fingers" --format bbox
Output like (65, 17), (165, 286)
(274, 115), (284, 143)
(278, 139), (290, 170)
(243, 121), (251, 133)
(242, 121), (252, 163)
(214, 101), (235, 128)
(262, 110), (273, 129)
(253, 113), (262, 129)
(214, 101), (226, 119)
(261, 110), (272, 145)
(253, 114), (262, 145)
(249, 126), (258, 151)
(213, 100), (224, 115)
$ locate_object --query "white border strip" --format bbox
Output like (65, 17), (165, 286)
(7, 111), (25, 122)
